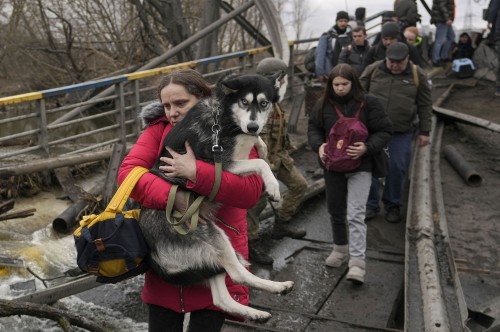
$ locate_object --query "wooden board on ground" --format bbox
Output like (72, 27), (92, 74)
(319, 257), (404, 329)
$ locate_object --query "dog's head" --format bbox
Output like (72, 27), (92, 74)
(218, 74), (280, 135)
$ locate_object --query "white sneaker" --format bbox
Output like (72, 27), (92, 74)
(325, 245), (349, 267)
(346, 258), (365, 285)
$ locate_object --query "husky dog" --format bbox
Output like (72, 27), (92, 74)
(139, 73), (294, 322)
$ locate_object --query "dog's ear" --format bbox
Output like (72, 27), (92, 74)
(216, 73), (238, 99)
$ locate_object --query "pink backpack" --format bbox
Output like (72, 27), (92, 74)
(324, 102), (368, 172)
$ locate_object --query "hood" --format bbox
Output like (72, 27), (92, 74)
(139, 101), (166, 127)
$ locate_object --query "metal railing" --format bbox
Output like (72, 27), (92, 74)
(0, 46), (278, 163)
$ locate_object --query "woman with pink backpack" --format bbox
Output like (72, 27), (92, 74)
(307, 63), (392, 285)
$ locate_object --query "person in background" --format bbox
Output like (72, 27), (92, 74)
(394, 0), (420, 28)
(370, 11), (401, 46)
(364, 22), (422, 68)
(338, 26), (371, 75)
(487, 0), (500, 96)
(247, 58), (308, 265)
(118, 69), (264, 331)
(430, 0), (456, 67)
(452, 32), (475, 60)
(360, 42), (432, 223)
(404, 26), (431, 66)
(315, 10), (353, 81)
(308, 63), (392, 285)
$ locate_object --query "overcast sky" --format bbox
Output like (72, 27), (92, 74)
(296, 0), (489, 38)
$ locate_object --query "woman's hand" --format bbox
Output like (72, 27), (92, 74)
(159, 142), (197, 183)
(346, 142), (367, 159)
(318, 143), (327, 164)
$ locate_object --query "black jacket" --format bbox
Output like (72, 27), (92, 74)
(430, 0), (455, 24)
(338, 41), (371, 75)
(307, 95), (393, 173)
(488, 0), (500, 42)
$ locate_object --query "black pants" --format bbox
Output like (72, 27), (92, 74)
(324, 170), (348, 245)
(148, 304), (225, 332)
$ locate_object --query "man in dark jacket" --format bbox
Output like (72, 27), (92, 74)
(488, 0), (500, 96)
(315, 11), (353, 81)
(430, 0), (456, 66)
(394, 0), (420, 27)
(338, 26), (371, 75)
(364, 22), (422, 68)
(360, 42), (432, 223)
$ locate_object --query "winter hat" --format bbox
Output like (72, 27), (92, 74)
(336, 11), (349, 22)
(386, 42), (409, 61)
(381, 22), (400, 39)
(256, 57), (287, 77)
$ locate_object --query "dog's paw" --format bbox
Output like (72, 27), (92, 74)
(248, 310), (272, 323)
(277, 281), (294, 295)
(264, 178), (281, 202)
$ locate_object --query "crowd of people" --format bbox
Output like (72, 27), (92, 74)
(115, 1), (500, 330)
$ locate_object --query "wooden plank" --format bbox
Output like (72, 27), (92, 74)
(102, 143), (126, 205)
(15, 276), (100, 304)
(0, 208), (36, 221)
(433, 106), (500, 133)
(0, 255), (24, 268)
(318, 259), (404, 329)
(0, 199), (15, 215)
(250, 247), (343, 314)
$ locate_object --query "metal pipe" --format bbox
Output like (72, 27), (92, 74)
(52, 182), (104, 234)
(442, 145), (483, 187)
(52, 200), (89, 234)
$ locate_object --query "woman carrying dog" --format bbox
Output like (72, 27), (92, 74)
(307, 64), (392, 285)
(118, 69), (263, 331)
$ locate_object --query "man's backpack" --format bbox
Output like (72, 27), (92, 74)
(305, 29), (341, 74)
(304, 46), (317, 73)
(324, 102), (369, 172)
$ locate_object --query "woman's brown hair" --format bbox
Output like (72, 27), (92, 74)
(319, 63), (365, 111)
(156, 69), (212, 101)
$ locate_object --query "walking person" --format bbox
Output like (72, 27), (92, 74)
(430, 0), (456, 66)
(394, 0), (420, 28)
(338, 26), (371, 75)
(308, 64), (392, 284)
(118, 69), (264, 331)
(315, 11), (353, 81)
(487, 0), (500, 96)
(360, 42), (432, 223)
(364, 22), (422, 68)
(247, 57), (308, 265)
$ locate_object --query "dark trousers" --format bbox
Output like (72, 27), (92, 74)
(148, 304), (225, 332)
(324, 170), (349, 246)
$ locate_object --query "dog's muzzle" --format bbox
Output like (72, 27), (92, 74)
(246, 123), (261, 134)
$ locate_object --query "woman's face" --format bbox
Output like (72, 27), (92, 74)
(160, 83), (199, 126)
(332, 76), (352, 96)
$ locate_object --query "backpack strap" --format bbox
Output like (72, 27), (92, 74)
(412, 64), (419, 88)
(334, 101), (365, 119)
(106, 166), (149, 214)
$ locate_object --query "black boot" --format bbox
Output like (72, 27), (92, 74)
(248, 240), (274, 265)
(271, 220), (306, 240)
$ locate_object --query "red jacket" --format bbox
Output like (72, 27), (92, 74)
(118, 115), (263, 317)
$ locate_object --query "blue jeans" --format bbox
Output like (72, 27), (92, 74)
(367, 132), (413, 211)
(432, 22), (456, 64)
